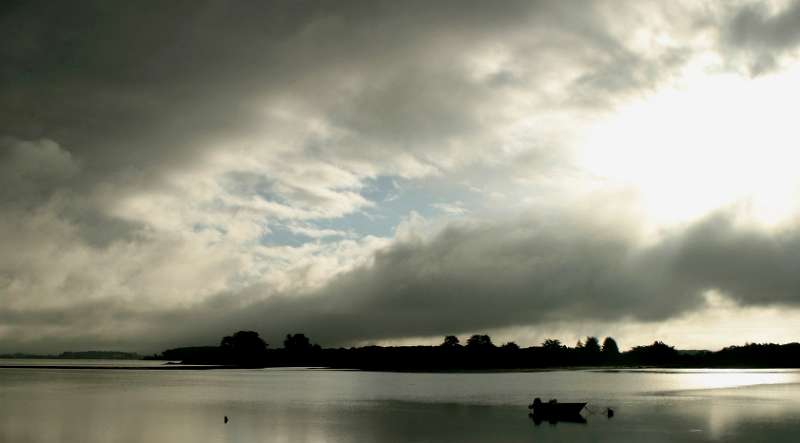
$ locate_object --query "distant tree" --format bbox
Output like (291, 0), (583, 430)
(628, 341), (678, 364)
(584, 336), (601, 353)
(220, 330), (268, 367)
(158, 346), (221, 364)
(441, 335), (461, 348)
(575, 340), (584, 349)
(602, 337), (620, 355)
(284, 333), (313, 352)
(467, 334), (495, 349)
(542, 339), (563, 350)
(501, 342), (520, 351)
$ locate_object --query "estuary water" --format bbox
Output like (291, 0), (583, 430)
(1, 361), (799, 442)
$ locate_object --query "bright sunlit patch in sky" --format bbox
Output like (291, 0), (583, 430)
(579, 62), (800, 227)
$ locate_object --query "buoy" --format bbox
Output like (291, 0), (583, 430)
(607, 408), (614, 418)
(224, 416), (229, 424)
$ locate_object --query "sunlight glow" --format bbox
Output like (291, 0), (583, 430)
(579, 62), (800, 227)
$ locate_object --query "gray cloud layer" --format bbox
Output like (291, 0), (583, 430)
(6, 207), (800, 352)
(213, 210), (800, 346)
(722, 0), (800, 74)
(2, 0), (695, 174)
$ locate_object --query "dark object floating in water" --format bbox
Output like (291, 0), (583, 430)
(528, 398), (587, 425)
(224, 416), (229, 424)
(607, 407), (614, 418)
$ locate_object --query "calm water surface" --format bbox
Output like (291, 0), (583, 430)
(1, 361), (799, 442)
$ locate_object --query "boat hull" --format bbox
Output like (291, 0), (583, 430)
(529, 402), (587, 420)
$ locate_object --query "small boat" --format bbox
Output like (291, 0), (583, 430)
(528, 398), (586, 419)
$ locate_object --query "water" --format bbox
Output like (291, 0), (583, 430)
(2, 362), (800, 442)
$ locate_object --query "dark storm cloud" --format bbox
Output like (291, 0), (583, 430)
(0, 0), (701, 258)
(0, 137), (79, 207)
(0, 1), (648, 260)
(671, 213), (800, 307)
(204, 211), (800, 346)
(0, 0), (703, 254)
(721, 0), (800, 74)
(1, 1), (691, 182)
(570, 47), (690, 106)
(4, 207), (800, 353)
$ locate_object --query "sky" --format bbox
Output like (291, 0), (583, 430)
(3, 0), (800, 353)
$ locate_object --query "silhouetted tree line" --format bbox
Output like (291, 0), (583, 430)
(154, 331), (323, 368)
(151, 331), (800, 370)
(1, 351), (140, 360)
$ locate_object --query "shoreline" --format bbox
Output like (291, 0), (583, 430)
(0, 364), (231, 370)
(3, 364), (800, 371)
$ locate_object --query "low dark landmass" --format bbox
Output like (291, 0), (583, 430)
(0, 364), (225, 370)
(145, 346), (220, 362)
(149, 331), (800, 371)
(0, 351), (141, 360)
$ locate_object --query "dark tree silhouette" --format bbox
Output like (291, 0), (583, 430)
(441, 335), (461, 347)
(602, 337), (620, 355)
(584, 336), (601, 353)
(220, 330), (268, 367)
(284, 333), (312, 352)
(466, 334), (495, 349)
(156, 331), (800, 370)
(542, 339), (563, 350)
(628, 341), (678, 364)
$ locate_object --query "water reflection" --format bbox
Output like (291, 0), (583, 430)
(1, 365), (799, 442)
(595, 368), (800, 392)
(529, 412), (588, 425)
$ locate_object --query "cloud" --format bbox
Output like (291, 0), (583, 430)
(9, 205), (800, 351)
(3, 1), (799, 353)
(430, 202), (467, 216)
(670, 212), (800, 307)
(1, 0), (700, 182)
(212, 209), (800, 346)
(721, 0), (800, 74)
(0, 137), (79, 207)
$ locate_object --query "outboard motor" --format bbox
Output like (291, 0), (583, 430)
(528, 397), (542, 410)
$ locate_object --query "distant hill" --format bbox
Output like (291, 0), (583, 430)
(0, 351), (140, 360)
(0, 353), (57, 359)
(59, 351), (141, 360)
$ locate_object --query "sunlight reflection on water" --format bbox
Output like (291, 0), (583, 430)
(600, 368), (800, 393)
